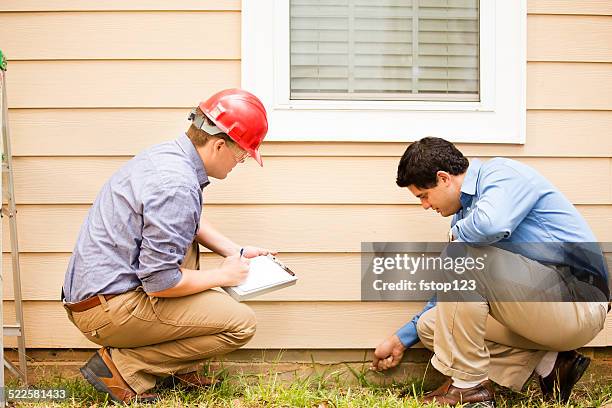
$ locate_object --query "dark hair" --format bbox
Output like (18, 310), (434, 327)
(396, 137), (469, 189)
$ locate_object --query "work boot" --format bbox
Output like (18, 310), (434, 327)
(421, 378), (496, 407)
(538, 350), (591, 403)
(80, 347), (158, 404)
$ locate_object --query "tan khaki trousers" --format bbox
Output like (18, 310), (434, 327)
(416, 246), (608, 391)
(65, 241), (257, 394)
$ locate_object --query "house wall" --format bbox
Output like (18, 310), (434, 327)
(1, 0), (611, 349)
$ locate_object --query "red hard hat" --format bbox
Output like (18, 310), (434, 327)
(198, 88), (268, 166)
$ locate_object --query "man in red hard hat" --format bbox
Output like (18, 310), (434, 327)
(62, 89), (272, 403)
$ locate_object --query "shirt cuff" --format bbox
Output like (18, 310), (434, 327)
(395, 321), (420, 348)
(451, 224), (462, 242)
(140, 267), (182, 294)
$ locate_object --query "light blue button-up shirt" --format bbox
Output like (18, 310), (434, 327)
(396, 158), (608, 347)
(63, 134), (209, 302)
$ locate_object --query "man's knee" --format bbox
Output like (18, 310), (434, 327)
(416, 308), (436, 350)
(231, 305), (257, 346)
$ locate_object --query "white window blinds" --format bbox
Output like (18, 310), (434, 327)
(290, 0), (480, 101)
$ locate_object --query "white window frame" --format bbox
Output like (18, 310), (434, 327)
(242, 0), (526, 143)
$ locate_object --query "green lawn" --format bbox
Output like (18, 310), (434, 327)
(9, 366), (612, 407)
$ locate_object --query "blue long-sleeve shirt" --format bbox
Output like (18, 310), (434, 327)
(396, 158), (607, 347)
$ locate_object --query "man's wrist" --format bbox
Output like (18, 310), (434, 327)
(393, 334), (408, 350)
(221, 244), (241, 257)
(206, 268), (226, 288)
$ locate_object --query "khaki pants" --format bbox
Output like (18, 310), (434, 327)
(416, 246), (608, 391)
(65, 242), (257, 394)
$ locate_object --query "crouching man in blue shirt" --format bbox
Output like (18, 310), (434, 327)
(370, 137), (609, 406)
(62, 89), (273, 404)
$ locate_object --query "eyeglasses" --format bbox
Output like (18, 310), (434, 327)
(227, 143), (250, 163)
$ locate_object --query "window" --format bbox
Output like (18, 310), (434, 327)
(242, 0), (525, 143)
(290, 0), (479, 102)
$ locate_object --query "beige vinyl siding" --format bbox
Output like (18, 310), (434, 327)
(1, 1), (611, 351)
(0, 1), (241, 12)
(4, 61), (240, 108)
(528, 15), (612, 62)
(4, 204), (612, 253)
(7, 110), (612, 157)
(1, 300), (611, 349)
(0, 12), (241, 60)
(3, 252), (612, 303)
(0, 0), (609, 14)
(7, 157), (612, 204)
(5, 62), (611, 108)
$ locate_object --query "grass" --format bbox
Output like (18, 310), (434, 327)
(7, 363), (612, 408)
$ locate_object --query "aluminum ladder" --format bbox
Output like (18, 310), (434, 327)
(0, 49), (28, 406)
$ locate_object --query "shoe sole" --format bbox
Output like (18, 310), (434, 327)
(560, 355), (591, 403)
(80, 365), (123, 404)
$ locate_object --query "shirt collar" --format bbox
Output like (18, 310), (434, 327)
(459, 159), (482, 207)
(177, 133), (210, 189)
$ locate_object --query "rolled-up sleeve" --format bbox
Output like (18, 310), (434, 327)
(137, 184), (201, 293)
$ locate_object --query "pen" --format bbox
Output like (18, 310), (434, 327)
(239, 247), (244, 260)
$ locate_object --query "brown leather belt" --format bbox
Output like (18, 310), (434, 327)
(64, 294), (118, 313)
